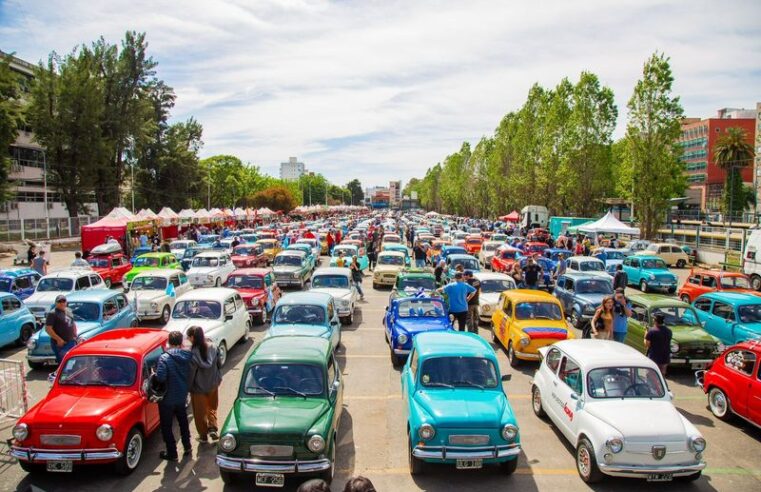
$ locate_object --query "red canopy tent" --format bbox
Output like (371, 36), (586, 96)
(500, 211), (520, 222)
(80, 215), (131, 254)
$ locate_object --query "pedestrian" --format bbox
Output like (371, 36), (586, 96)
(139, 232), (148, 248)
(611, 288), (632, 343)
(522, 257), (542, 290)
(231, 236), (240, 249)
(186, 326), (222, 442)
(434, 259), (446, 286)
(613, 264), (628, 291)
(45, 295), (77, 363)
(413, 240), (427, 268)
(336, 250), (347, 268)
(511, 262), (523, 287)
(71, 251), (90, 268)
(26, 244), (35, 264)
(554, 253), (567, 279)
(296, 479), (331, 492)
(463, 270), (481, 333)
(590, 296), (614, 340)
(343, 476), (377, 492)
(350, 256), (365, 300)
(366, 240), (377, 271)
(156, 330), (193, 461)
(32, 250), (48, 276)
(437, 271), (476, 331)
(327, 231), (335, 256)
(645, 312), (673, 376)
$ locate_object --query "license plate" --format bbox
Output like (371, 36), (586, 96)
(46, 460), (73, 472)
(255, 473), (285, 488)
(455, 459), (483, 469)
(691, 362), (708, 370)
(647, 473), (673, 482)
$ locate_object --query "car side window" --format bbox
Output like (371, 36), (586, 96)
(565, 278), (574, 292)
(264, 274), (272, 287)
(694, 298), (712, 312)
(688, 276), (700, 285)
(558, 357), (583, 395)
(327, 356), (336, 385)
(170, 275), (181, 288)
(103, 299), (118, 319)
(630, 258), (640, 268)
(116, 295), (128, 310)
(724, 350), (757, 376)
(327, 302), (335, 320)
(2, 297), (17, 313)
(90, 274), (103, 287)
(409, 349), (418, 379)
(702, 276), (716, 288)
(76, 276), (90, 290)
(712, 301), (735, 321)
(111, 258), (120, 268)
(179, 273), (188, 284)
(570, 261), (578, 270)
(545, 348), (562, 373)
(15, 276), (31, 290)
(224, 297), (236, 315)
(503, 299), (512, 314)
(142, 346), (164, 382)
(631, 303), (647, 323)
(234, 294), (244, 311)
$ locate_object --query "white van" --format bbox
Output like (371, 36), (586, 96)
(743, 229), (761, 290)
(520, 205), (549, 229)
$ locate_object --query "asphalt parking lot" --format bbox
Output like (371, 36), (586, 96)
(0, 252), (759, 491)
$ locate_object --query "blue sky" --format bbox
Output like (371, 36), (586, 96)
(1, 0), (760, 189)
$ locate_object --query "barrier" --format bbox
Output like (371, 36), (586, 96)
(0, 359), (28, 420)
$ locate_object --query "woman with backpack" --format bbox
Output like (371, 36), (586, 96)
(187, 326), (223, 442)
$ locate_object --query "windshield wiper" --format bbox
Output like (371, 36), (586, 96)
(274, 386), (307, 399)
(453, 380), (485, 389)
(533, 315), (555, 320)
(248, 386), (276, 397)
(425, 382), (455, 389)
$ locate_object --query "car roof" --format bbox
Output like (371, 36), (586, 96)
(552, 339), (658, 368)
(176, 288), (238, 301)
(41, 270), (93, 280)
(631, 254), (662, 261)
(196, 251), (227, 257)
(398, 269), (434, 278)
(627, 293), (690, 307)
(277, 250), (306, 257)
(276, 291), (333, 305)
(139, 252), (174, 258)
(503, 289), (558, 302)
(248, 335), (331, 365)
(133, 269), (183, 279)
(690, 269), (746, 278)
(229, 268), (270, 276)
(473, 271), (512, 281)
(0, 291), (20, 300)
(0, 267), (38, 278)
(65, 289), (122, 302)
(378, 251), (405, 257)
(698, 292), (761, 303)
(559, 272), (609, 281)
(313, 267), (351, 277)
(74, 328), (167, 355)
(448, 254), (477, 260)
(568, 256), (603, 262)
(414, 332), (495, 360)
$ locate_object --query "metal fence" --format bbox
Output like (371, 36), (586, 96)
(0, 359), (28, 421)
(656, 224), (751, 253)
(0, 216), (102, 242)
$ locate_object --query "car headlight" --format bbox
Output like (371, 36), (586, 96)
(340, 299), (350, 307)
(648, 273), (656, 280)
(501, 424), (518, 441)
(418, 424), (435, 441)
(12, 423), (28, 441)
(716, 342), (725, 353)
(397, 333), (408, 345)
(689, 436), (706, 452)
(482, 304), (491, 313)
(96, 424), (113, 442)
(307, 434), (325, 453)
(150, 302), (158, 309)
(27, 339), (37, 350)
(220, 433), (237, 452)
(207, 274), (214, 280)
(583, 304), (596, 315)
(292, 273), (299, 278)
(670, 341), (680, 354)
(605, 437), (623, 453)
(519, 337), (530, 347)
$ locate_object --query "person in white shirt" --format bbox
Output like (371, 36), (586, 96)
(71, 251), (90, 268)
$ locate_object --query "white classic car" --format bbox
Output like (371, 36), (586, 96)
(309, 267), (359, 325)
(566, 256), (609, 278)
(186, 251), (236, 288)
(478, 240), (504, 269)
(23, 270), (108, 325)
(169, 240), (197, 260)
(163, 288), (249, 366)
(531, 340), (706, 483)
(127, 269), (193, 323)
(473, 271), (516, 322)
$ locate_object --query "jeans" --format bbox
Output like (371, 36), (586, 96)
(450, 311), (468, 331)
(612, 331), (627, 343)
(353, 279), (364, 297)
(467, 305), (480, 333)
(415, 258), (426, 268)
(190, 388), (219, 438)
(51, 340), (77, 363)
(159, 402), (191, 457)
(368, 254), (376, 270)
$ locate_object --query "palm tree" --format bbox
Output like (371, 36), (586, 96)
(714, 127), (755, 221)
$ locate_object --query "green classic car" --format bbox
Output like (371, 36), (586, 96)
(625, 294), (723, 369)
(390, 269), (438, 300)
(216, 335), (343, 487)
(122, 252), (180, 286)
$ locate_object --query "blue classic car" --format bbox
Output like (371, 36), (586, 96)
(267, 292), (342, 350)
(622, 254), (678, 293)
(440, 245), (467, 261)
(402, 331), (521, 475)
(693, 292), (761, 345)
(381, 244), (411, 266)
(286, 243), (317, 270)
(180, 247), (203, 271)
(0, 292), (37, 348)
(130, 246), (153, 264)
(553, 273), (613, 329)
(26, 290), (137, 369)
(384, 297), (452, 366)
(0, 268), (41, 301)
(443, 254), (481, 282)
(518, 256), (555, 290)
(329, 244), (369, 271)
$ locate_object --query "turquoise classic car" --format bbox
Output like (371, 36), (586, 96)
(0, 268), (41, 301)
(693, 292), (761, 345)
(286, 243), (317, 270)
(381, 243), (412, 266)
(622, 255), (678, 294)
(329, 244), (368, 271)
(401, 331), (521, 475)
(26, 290), (137, 369)
(267, 292), (342, 350)
(0, 292), (37, 348)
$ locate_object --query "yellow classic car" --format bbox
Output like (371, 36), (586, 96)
(255, 239), (281, 264)
(491, 290), (573, 367)
(373, 251), (407, 288)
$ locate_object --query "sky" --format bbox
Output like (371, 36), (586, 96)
(1, 0), (760, 190)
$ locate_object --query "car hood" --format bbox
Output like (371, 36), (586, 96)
(585, 400), (687, 441)
(573, 293), (608, 306)
(234, 288), (266, 300)
(414, 389), (506, 427)
(479, 292), (500, 305)
(32, 320), (100, 344)
(268, 323), (331, 339)
(395, 317), (451, 335)
(24, 292), (61, 308)
(235, 397), (330, 436)
(187, 267), (218, 275)
(132, 291), (165, 303)
(309, 287), (351, 300)
(671, 325), (719, 343)
(374, 265), (404, 273)
(273, 266), (301, 273)
(26, 387), (139, 426)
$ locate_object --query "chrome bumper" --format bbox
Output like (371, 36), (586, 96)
(26, 354), (56, 364)
(514, 350), (542, 360)
(599, 461), (705, 478)
(392, 348), (410, 355)
(671, 358), (714, 365)
(216, 455), (331, 474)
(413, 444), (521, 460)
(12, 446), (121, 462)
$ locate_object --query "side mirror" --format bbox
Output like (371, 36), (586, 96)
(570, 392), (579, 401)
(123, 286), (129, 293)
(501, 374), (512, 382)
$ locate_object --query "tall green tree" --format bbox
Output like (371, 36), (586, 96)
(714, 127), (755, 218)
(0, 53), (24, 203)
(345, 179), (364, 205)
(199, 155), (269, 208)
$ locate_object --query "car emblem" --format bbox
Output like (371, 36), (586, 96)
(652, 445), (666, 460)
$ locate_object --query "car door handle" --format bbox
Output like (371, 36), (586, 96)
(553, 381), (558, 386)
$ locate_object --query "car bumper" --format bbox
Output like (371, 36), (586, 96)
(26, 354), (57, 364)
(137, 309), (163, 320)
(374, 276), (396, 285)
(514, 350), (542, 361)
(337, 307), (353, 317)
(598, 461), (705, 478)
(274, 278), (303, 286)
(216, 455), (331, 474)
(189, 279), (215, 287)
(670, 357), (715, 367)
(413, 444), (520, 461)
(11, 446), (122, 463)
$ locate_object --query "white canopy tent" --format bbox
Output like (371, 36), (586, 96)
(578, 211), (640, 236)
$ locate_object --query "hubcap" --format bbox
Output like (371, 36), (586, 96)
(126, 433), (142, 468)
(533, 389), (541, 412)
(219, 344), (227, 366)
(578, 446), (590, 477)
(710, 390), (727, 416)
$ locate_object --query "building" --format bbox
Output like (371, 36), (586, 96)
(756, 103), (761, 214)
(363, 186), (385, 206)
(389, 180), (402, 207)
(679, 109), (756, 211)
(279, 157), (305, 181)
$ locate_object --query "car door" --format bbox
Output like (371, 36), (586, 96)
(701, 275), (717, 295)
(710, 300), (736, 344)
(658, 245), (673, 266)
(222, 296), (238, 343)
(75, 275), (91, 291)
(141, 345), (164, 431)
(101, 296), (119, 333)
(624, 302), (648, 353)
(176, 273), (191, 296)
(552, 355), (583, 441)
(0, 298), (16, 347)
(327, 300), (340, 349)
(14, 275), (34, 300)
(628, 257), (642, 283)
(749, 355), (761, 425)
(554, 277), (569, 313)
(89, 274), (105, 290)
(115, 294), (133, 327)
(233, 294), (248, 339)
(540, 347), (563, 422)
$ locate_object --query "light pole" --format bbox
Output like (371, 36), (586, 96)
(42, 150), (49, 239)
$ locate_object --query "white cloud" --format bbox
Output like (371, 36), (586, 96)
(2, 0), (760, 187)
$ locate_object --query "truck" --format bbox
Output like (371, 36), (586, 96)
(520, 205), (549, 229)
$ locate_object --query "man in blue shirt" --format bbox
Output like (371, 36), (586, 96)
(156, 331), (193, 461)
(611, 288), (632, 343)
(438, 271), (476, 331)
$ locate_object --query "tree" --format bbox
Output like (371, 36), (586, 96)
(346, 179), (364, 205)
(298, 173), (329, 206)
(619, 52), (685, 238)
(247, 186), (297, 213)
(714, 127), (755, 218)
(199, 155), (269, 209)
(0, 53), (24, 203)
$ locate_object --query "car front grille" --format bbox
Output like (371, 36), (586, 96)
(250, 445), (294, 457)
(448, 435), (490, 446)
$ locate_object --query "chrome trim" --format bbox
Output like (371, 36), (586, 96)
(514, 351), (542, 360)
(40, 435), (81, 446)
(448, 435), (490, 446)
(25, 355), (56, 363)
(216, 455), (331, 474)
(413, 444), (520, 460)
(599, 461), (705, 477)
(11, 446), (122, 462)
(670, 358), (713, 364)
(393, 348), (410, 355)
(250, 445), (294, 457)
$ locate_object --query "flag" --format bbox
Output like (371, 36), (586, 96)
(165, 282), (176, 298)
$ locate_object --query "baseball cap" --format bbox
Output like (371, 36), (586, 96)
(55, 295), (67, 303)
(454, 272), (463, 279)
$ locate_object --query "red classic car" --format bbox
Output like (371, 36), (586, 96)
(224, 268), (281, 325)
(677, 269), (761, 303)
(524, 241), (549, 255)
(697, 340), (761, 429)
(230, 244), (269, 269)
(491, 246), (522, 273)
(527, 228), (550, 243)
(86, 253), (132, 288)
(464, 235), (483, 255)
(12, 329), (168, 475)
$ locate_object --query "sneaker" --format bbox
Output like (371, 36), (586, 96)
(159, 451), (178, 461)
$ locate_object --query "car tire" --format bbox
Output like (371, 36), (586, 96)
(408, 431), (424, 475)
(676, 259), (686, 268)
(27, 360), (45, 371)
(16, 323), (34, 346)
(104, 278), (112, 289)
(708, 387), (733, 421)
(667, 287), (676, 294)
(752, 275), (761, 291)
(220, 470), (236, 484)
(570, 310), (583, 330)
(373, 282), (379, 289)
(217, 341), (228, 367)
(640, 280), (649, 293)
(214, 277), (221, 287)
(680, 294), (691, 304)
(160, 305), (171, 324)
(18, 460), (41, 473)
(576, 437), (603, 483)
(531, 385), (546, 418)
(320, 436), (336, 483)
(507, 341), (520, 367)
(500, 458), (518, 475)
(255, 309), (267, 326)
(113, 427), (143, 475)
(390, 344), (403, 367)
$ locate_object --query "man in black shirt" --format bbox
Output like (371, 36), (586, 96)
(645, 313), (673, 376)
(522, 257), (543, 290)
(613, 264), (628, 291)
(464, 270), (481, 333)
(45, 295), (78, 363)
(413, 241), (427, 268)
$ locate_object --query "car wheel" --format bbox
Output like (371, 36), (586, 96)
(667, 287), (676, 294)
(507, 341), (520, 367)
(640, 280), (648, 293)
(214, 277), (221, 287)
(27, 360), (45, 371)
(531, 385), (546, 418)
(708, 387), (733, 421)
(217, 342), (228, 367)
(680, 294), (691, 304)
(320, 436), (336, 483)
(130, 319), (138, 328)
(16, 323), (34, 346)
(160, 305), (171, 324)
(576, 437), (603, 483)
(114, 427), (143, 475)
(408, 431), (424, 475)
(373, 282), (379, 289)
(570, 310), (583, 330)
(676, 259), (686, 268)
(390, 344), (403, 367)
(255, 309), (267, 326)
(500, 458), (518, 475)
(18, 460), (41, 473)
(104, 278), (112, 289)
(220, 470), (236, 484)
(752, 275), (761, 291)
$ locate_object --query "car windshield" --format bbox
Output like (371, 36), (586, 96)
(515, 302), (563, 320)
(183, 249), (199, 259)
(67, 302), (100, 322)
(466, 239), (482, 245)
(134, 257), (159, 267)
(479, 279), (514, 293)
(170, 242), (189, 250)
(87, 258), (109, 268)
(579, 261), (604, 272)
(483, 243), (499, 252)
(378, 255), (404, 266)
(0, 279), (9, 291)
(576, 280), (613, 294)
(172, 300), (221, 319)
(587, 366), (665, 399)
(451, 258), (479, 270)
(650, 306), (701, 326)
(738, 304), (761, 323)
(275, 255), (303, 267)
(420, 357), (498, 388)
(312, 275), (350, 289)
(399, 277), (436, 291)
(721, 276), (751, 289)
(233, 247), (258, 256)
(243, 364), (324, 396)
(199, 235), (218, 244)
(500, 251), (517, 259)
(605, 251), (624, 260)
(192, 257), (219, 267)
(131, 276), (167, 291)
(334, 247), (356, 257)
(383, 237), (400, 243)
(58, 356), (136, 387)
(642, 259), (667, 269)
(226, 275), (264, 289)
(397, 299), (445, 317)
(36, 278), (74, 292)
(273, 304), (326, 325)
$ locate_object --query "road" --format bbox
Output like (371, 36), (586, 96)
(0, 252), (759, 491)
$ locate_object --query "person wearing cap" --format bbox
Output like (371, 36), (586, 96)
(437, 271), (476, 332)
(45, 295), (78, 363)
(645, 312), (672, 376)
(464, 270), (481, 333)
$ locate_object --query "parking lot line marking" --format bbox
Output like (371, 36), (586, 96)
(337, 354), (389, 358)
(344, 395), (402, 401)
